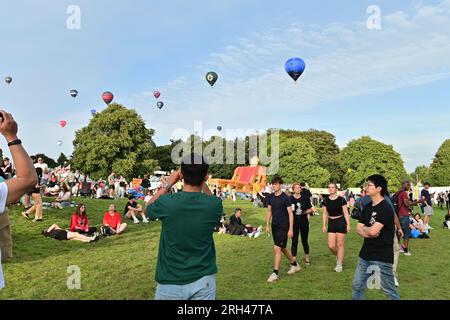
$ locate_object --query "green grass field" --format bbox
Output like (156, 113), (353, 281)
(1, 197), (449, 300)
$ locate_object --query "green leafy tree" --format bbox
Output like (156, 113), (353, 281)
(277, 138), (330, 186)
(275, 129), (342, 182)
(429, 139), (450, 186)
(410, 165), (431, 185)
(341, 136), (408, 189)
(57, 153), (69, 167)
(71, 103), (159, 180)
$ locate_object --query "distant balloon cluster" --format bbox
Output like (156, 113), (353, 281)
(4, 56), (306, 146)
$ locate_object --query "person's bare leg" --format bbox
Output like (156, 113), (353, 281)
(67, 232), (92, 243)
(328, 233), (337, 256)
(336, 233), (346, 264)
(117, 223), (127, 234)
(424, 215), (430, 226)
(281, 247), (296, 263)
(274, 246), (282, 271)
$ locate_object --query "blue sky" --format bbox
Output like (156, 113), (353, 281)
(0, 0), (449, 172)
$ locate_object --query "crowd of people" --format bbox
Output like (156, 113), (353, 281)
(0, 110), (448, 300)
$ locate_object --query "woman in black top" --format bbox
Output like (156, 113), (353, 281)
(290, 183), (313, 266)
(322, 182), (350, 273)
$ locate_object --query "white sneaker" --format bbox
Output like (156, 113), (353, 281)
(334, 264), (343, 273)
(143, 219), (149, 224)
(253, 231), (261, 238)
(394, 276), (399, 287)
(257, 226), (263, 233)
(403, 251), (412, 256)
(287, 264), (301, 275)
(134, 220), (140, 224)
(248, 232), (254, 238)
(267, 272), (279, 283)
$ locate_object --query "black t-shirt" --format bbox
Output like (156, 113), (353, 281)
(229, 215), (243, 227)
(322, 196), (347, 217)
(141, 178), (150, 188)
(31, 167), (43, 193)
(268, 192), (292, 226)
(290, 195), (308, 216)
(300, 188), (313, 210)
(358, 200), (395, 264)
(124, 201), (137, 215)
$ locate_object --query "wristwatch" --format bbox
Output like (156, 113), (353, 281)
(8, 139), (22, 147)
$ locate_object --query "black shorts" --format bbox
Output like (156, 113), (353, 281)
(328, 216), (347, 234)
(51, 229), (68, 241)
(108, 185), (115, 190)
(272, 224), (289, 248)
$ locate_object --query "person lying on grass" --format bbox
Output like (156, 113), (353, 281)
(69, 203), (97, 235)
(101, 204), (127, 237)
(42, 224), (99, 243)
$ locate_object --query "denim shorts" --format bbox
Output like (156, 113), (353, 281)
(155, 274), (216, 300)
(399, 216), (411, 240)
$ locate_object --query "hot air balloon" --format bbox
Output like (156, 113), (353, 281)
(157, 101), (164, 109)
(285, 57), (305, 82)
(57, 141), (63, 147)
(4, 76), (12, 84)
(206, 72), (218, 87)
(102, 91), (114, 105)
(59, 120), (67, 128)
(153, 90), (161, 99)
(91, 109), (97, 116)
(217, 126), (222, 132)
(69, 89), (78, 98)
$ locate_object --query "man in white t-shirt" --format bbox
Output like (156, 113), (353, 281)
(0, 110), (37, 289)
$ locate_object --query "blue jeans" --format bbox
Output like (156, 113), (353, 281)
(352, 258), (400, 300)
(155, 274), (216, 300)
(400, 216), (411, 240)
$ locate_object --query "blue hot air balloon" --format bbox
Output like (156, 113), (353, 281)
(91, 109), (97, 116)
(285, 58), (305, 82)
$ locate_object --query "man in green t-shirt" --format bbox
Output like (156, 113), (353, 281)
(146, 153), (222, 300)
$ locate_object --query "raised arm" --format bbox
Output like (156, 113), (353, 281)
(1, 110), (37, 205)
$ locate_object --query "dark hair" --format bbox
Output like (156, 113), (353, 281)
(128, 195), (135, 200)
(271, 175), (283, 185)
(181, 153), (209, 187)
(235, 208), (242, 213)
(424, 182), (430, 186)
(328, 182), (338, 189)
(62, 184), (70, 193)
(76, 204), (86, 217)
(366, 174), (388, 196)
(41, 229), (49, 236)
(300, 182), (306, 187)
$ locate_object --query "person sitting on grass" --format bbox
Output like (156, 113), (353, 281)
(410, 213), (429, 238)
(214, 213), (228, 234)
(44, 173), (59, 196)
(101, 204), (127, 237)
(51, 184), (72, 209)
(228, 208), (262, 238)
(69, 204), (97, 235)
(123, 195), (149, 224)
(42, 224), (99, 243)
(96, 182), (113, 200)
(444, 210), (450, 229)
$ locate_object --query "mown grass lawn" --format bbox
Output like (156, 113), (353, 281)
(1, 197), (449, 300)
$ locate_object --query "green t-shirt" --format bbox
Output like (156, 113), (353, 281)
(147, 191), (223, 285)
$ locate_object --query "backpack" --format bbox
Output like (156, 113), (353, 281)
(391, 191), (400, 215)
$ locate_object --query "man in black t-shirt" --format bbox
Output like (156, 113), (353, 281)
(123, 196), (148, 224)
(265, 176), (299, 283)
(352, 174), (400, 300)
(300, 182), (313, 220)
(141, 175), (150, 196)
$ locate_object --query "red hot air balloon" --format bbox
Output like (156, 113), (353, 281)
(153, 90), (161, 99)
(59, 120), (68, 128)
(102, 91), (114, 105)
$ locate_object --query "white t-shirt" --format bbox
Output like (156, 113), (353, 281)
(34, 162), (49, 173)
(0, 182), (9, 289)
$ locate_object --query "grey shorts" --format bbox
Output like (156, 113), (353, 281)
(424, 206), (434, 216)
